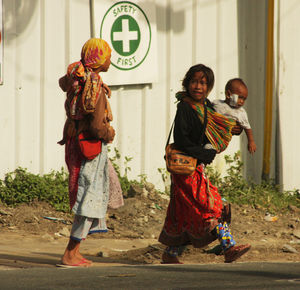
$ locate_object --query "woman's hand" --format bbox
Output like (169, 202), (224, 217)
(201, 149), (217, 164)
(231, 122), (243, 135)
(107, 126), (115, 143)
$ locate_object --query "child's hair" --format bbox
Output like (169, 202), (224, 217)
(225, 78), (247, 92)
(182, 64), (214, 94)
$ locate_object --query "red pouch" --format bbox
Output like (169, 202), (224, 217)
(78, 131), (102, 160)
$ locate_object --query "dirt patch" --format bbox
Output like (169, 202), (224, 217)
(1, 185), (300, 264)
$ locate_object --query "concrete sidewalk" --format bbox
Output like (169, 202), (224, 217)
(0, 232), (157, 269)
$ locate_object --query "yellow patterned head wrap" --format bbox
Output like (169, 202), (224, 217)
(81, 38), (112, 70)
(65, 38), (112, 120)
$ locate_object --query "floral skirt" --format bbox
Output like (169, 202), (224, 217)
(65, 136), (83, 209)
(65, 137), (124, 211)
(158, 164), (223, 248)
(65, 136), (124, 240)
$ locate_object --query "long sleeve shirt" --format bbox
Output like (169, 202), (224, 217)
(173, 101), (216, 164)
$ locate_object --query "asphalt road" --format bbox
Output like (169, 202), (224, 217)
(0, 262), (300, 289)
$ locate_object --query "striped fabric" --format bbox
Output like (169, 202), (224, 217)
(184, 98), (235, 153)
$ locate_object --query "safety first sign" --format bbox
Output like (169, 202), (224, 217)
(95, 0), (157, 85)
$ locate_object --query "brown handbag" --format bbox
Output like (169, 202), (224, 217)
(165, 142), (197, 175)
(165, 104), (207, 176)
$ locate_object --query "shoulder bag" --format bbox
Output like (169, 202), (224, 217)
(76, 121), (102, 160)
(165, 103), (207, 175)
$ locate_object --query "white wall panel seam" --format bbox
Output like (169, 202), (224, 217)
(39, 0), (45, 174)
(14, 0), (20, 169)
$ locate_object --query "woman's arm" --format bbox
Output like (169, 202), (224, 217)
(59, 74), (73, 92)
(89, 88), (115, 143)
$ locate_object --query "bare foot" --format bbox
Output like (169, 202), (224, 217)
(75, 253), (93, 265)
(73, 246), (92, 264)
(161, 252), (183, 264)
(61, 238), (92, 266)
(62, 249), (91, 267)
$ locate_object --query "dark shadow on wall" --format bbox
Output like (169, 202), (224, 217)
(104, 0), (186, 33)
(3, 0), (38, 43)
(97, 0), (186, 33)
(109, 1), (186, 92)
(155, 2), (185, 33)
(237, 0), (270, 184)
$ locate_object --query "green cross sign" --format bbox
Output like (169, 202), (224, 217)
(100, 1), (151, 71)
(111, 16), (140, 56)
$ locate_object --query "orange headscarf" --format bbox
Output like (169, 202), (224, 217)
(66, 38), (111, 120)
(81, 38), (112, 69)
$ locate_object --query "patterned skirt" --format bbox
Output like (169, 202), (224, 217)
(159, 164), (223, 248)
(65, 136), (83, 209)
(65, 136), (123, 213)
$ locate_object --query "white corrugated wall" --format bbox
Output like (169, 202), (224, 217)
(276, 0), (300, 191)
(1, 0), (299, 192)
(102, 0), (241, 190)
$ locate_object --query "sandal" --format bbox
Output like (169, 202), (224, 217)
(56, 258), (91, 268)
(224, 244), (251, 263)
(161, 252), (183, 264)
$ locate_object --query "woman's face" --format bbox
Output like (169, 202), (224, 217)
(101, 54), (111, 72)
(188, 71), (208, 104)
(94, 54), (111, 73)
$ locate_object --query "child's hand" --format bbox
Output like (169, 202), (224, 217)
(248, 141), (256, 154)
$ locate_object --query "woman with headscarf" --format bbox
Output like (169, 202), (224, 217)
(58, 38), (115, 267)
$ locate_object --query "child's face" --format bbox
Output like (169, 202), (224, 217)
(226, 83), (248, 108)
(188, 71), (208, 104)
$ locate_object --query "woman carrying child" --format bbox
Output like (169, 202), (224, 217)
(159, 64), (251, 264)
(58, 38), (116, 267)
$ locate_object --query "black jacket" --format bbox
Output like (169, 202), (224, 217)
(173, 101), (216, 164)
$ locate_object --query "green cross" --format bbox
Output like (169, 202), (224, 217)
(111, 15), (140, 56)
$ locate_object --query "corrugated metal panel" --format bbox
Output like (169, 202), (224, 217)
(277, 0), (300, 190)
(6, 0), (300, 192)
(0, 0), (241, 191)
(237, 0), (268, 184)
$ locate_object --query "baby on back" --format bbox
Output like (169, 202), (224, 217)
(212, 78), (256, 154)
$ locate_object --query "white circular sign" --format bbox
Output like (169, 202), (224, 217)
(100, 1), (152, 71)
